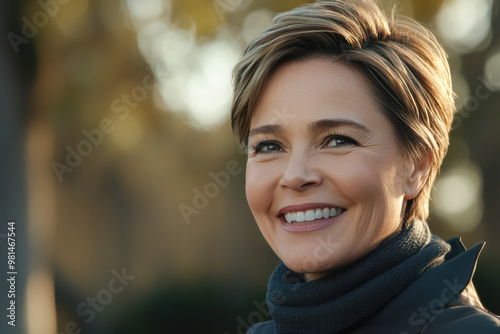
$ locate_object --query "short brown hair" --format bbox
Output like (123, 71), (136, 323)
(231, 0), (455, 225)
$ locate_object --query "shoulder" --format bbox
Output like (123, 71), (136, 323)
(246, 320), (275, 334)
(421, 305), (500, 334)
(359, 238), (500, 333)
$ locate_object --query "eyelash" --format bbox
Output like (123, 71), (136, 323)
(249, 132), (358, 155)
(322, 132), (358, 148)
(250, 138), (282, 154)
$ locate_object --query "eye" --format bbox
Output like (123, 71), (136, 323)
(323, 133), (358, 148)
(252, 140), (283, 154)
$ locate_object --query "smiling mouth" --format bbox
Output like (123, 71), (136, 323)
(282, 207), (345, 223)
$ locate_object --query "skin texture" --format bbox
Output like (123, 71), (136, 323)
(245, 58), (430, 281)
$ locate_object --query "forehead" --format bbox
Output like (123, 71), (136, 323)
(250, 58), (383, 130)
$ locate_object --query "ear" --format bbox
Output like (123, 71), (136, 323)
(404, 151), (432, 200)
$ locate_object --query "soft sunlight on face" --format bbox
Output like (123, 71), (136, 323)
(245, 58), (422, 281)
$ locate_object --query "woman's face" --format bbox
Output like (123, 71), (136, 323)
(246, 58), (426, 281)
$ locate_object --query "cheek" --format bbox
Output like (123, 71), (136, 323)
(245, 162), (275, 217)
(331, 155), (385, 201)
(331, 154), (402, 234)
(335, 153), (402, 202)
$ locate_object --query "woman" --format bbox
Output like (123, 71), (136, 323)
(230, 0), (500, 333)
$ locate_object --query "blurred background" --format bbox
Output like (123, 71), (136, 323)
(0, 0), (499, 333)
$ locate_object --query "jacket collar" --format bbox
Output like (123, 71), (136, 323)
(370, 238), (484, 325)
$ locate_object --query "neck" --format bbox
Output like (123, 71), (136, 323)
(304, 272), (328, 282)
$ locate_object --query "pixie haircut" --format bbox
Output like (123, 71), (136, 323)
(231, 0), (455, 225)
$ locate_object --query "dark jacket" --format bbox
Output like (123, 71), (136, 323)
(248, 238), (500, 333)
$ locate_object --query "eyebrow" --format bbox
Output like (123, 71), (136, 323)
(247, 118), (369, 139)
(308, 118), (370, 133)
(248, 124), (283, 137)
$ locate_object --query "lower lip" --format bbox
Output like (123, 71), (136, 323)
(280, 213), (343, 232)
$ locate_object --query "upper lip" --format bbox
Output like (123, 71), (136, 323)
(277, 202), (342, 216)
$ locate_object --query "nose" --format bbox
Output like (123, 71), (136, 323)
(279, 153), (322, 191)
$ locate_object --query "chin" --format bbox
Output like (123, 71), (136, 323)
(280, 250), (343, 276)
(278, 241), (370, 278)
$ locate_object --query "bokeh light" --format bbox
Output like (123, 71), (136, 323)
(435, 0), (493, 53)
(125, 0), (242, 129)
(484, 51), (500, 91)
(432, 162), (483, 232)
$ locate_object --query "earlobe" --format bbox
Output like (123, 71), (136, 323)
(404, 152), (432, 200)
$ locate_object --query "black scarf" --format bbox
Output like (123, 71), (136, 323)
(266, 220), (451, 334)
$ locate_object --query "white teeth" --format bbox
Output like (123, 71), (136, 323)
(330, 208), (337, 217)
(296, 212), (305, 222)
(283, 207), (343, 223)
(305, 210), (315, 221)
